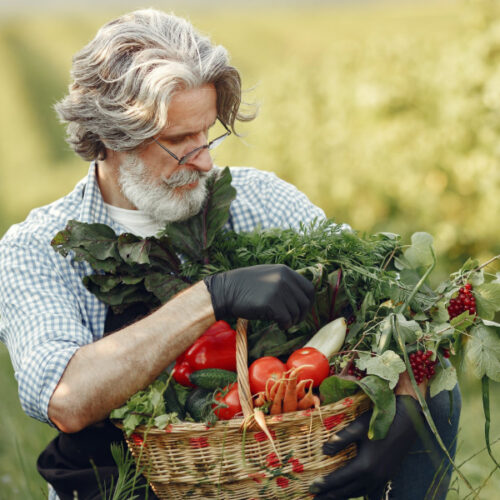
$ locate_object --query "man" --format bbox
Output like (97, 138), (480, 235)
(0, 9), (459, 500)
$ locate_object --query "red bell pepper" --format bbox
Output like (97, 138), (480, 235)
(172, 320), (237, 387)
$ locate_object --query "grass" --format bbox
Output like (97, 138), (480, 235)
(0, 344), (56, 500)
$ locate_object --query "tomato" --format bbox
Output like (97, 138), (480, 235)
(248, 356), (287, 395)
(213, 383), (242, 420)
(286, 347), (330, 387)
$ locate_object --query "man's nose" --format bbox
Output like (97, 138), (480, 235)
(186, 146), (213, 172)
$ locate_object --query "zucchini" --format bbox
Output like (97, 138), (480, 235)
(189, 369), (237, 391)
(185, 388), (212, 422)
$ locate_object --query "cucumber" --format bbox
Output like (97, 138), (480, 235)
(185, 388), (212, 422)
(189, 369), (237, 391)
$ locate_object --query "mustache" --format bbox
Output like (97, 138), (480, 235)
(161, 168), (209, 188)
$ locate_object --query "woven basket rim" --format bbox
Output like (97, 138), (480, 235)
(114, 391), (370, 435)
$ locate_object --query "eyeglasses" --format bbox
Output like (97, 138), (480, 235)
(153, 119), (231, 165)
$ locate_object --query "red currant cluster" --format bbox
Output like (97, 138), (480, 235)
(447, 283), (476, 319)
(409, 350), (436, 384)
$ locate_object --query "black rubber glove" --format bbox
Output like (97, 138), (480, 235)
(203, 264), (314, 329)
(309, 395), (424, 500)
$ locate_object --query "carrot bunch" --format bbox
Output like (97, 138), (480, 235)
(253, 366), (320, 415)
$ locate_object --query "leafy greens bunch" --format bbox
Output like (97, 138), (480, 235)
(52, 167), (500, 468)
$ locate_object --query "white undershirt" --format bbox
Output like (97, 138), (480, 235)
(104, 203), (164, 237)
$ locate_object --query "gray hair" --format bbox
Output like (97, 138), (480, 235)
(55, 9), (255, 161)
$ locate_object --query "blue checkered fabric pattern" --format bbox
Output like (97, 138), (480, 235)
(0, 163), (325, 425)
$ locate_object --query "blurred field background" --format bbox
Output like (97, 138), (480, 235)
(1, 0), (500, 498)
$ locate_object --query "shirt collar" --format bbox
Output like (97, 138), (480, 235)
(78, 162), (127, 235)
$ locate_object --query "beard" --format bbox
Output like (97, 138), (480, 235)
(117, 154), (211, 223)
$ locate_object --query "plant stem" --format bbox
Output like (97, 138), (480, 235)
(473, 255), (500, 272)
(392, 317), (475, 493)
(396, 247), (437, 315)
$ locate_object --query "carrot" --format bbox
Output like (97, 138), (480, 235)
(282, 371), (298, 413)
(253, 408), (273, 441)
(253, 408), (281, 460)
(296, 379), (313, 400)
(269, 379), (281, 401)
(270, 379), (286, 415)
(312, 395), (321, 410)
(297, 381), (315, 410)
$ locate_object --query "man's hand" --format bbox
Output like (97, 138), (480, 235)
(309, 395), (424, 500)
(204, 264), (314, 329)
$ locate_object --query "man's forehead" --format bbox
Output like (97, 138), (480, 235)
(160, 84), (217, 135)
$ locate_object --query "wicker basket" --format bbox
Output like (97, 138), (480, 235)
(119, 319), (371, 499)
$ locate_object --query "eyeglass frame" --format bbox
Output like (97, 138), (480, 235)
(152, 118), (231, 165)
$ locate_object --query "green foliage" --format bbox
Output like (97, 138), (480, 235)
(109, 372), (182, 437)
(53, 167), (500, 467)
(356, 375), (396, 441)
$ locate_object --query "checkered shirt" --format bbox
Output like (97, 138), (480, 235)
(0, 163), (325, 425)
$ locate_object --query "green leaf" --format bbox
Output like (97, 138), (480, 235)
(263, 336), (307, 358)
(474, 283), (500, 320)
(204, 167), (238, 248)
(466, 324), (500, 381)
(356, 375), (395, 440)
(376, 315), (394, 353)
(248, 324), (287, 360)
(164, 168), (236, 262)
(460, 258), (480, 273)
(395, 314), (422, 344)
(84, 277), (152, 308)
(430, 364), (458, 397)
(482, 319), (500, 328)
(431, 302), (450, 323)
(150, 386), (164, 410)
(469, 270), (485, 287)
(143, 272), (190, 304)
(319, 376), (359, 404)
(52, 220), (119, 261)
(359, 291), (376, 320)
(117, 234), (151, 265)
(110, 406), (130, 420)
(122, 413), (143, 437)
(404, 232), (434, 269)
(482, 376), (500, 469)
(148, 237), (182, 272)
(154, 413), (180, 430)
(85, 274), (123, 293)
(356, 350), (406, 390)
(450, 311), (475, 333)
(297, 263), (327, 287)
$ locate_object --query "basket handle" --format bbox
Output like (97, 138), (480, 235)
(235, 318), (254, 419)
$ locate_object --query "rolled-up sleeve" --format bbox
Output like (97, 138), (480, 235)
(0, 237), (96, 424)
